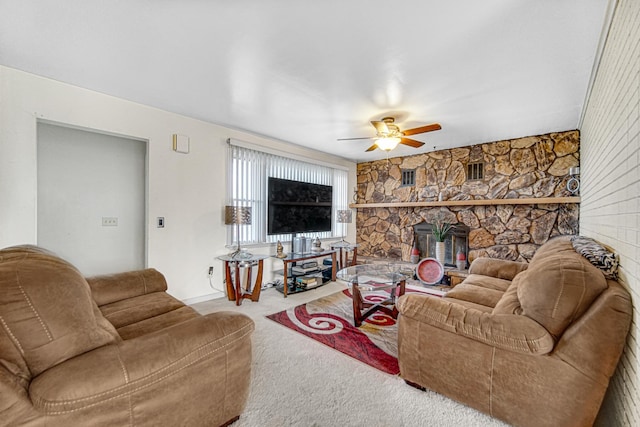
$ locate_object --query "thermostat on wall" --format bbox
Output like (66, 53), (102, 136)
(172, 134), (190, 154)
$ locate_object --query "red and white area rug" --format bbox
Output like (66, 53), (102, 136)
(266, 287), (430, 375)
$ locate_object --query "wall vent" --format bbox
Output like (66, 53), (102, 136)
(467, 162), (484, 180)
(401, 169), (416, 187)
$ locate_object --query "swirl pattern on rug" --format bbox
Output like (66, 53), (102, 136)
(266, 289), (402, 374)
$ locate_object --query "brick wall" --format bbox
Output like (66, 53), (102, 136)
(580, 1), (640, 425)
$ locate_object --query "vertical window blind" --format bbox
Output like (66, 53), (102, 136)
(227, 142), (349, 246)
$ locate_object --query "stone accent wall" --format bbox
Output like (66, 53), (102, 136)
(356, 130), (580, 263)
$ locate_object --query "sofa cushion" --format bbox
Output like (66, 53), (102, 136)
(87, 268), (168, 306)
(442, 297), (494, 313)
(99, 292), (186, 329)
(468, 258), (529, 281)
(0, 246), (118, 376)
(458, 274), (512, 292)
(517, 252), (607, 339)
(446, 283), (504, 309)
(98, 290), (199, 340)
(492, 278), (522, 315)
(115, 306), (200, 340)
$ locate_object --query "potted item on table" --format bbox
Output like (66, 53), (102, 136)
(431, 218), (452, 265)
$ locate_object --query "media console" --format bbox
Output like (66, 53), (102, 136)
(272, 249), (337, 297)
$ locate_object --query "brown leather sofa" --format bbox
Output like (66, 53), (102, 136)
(397, 236), (632, 427)
(0, 245), (255, 426)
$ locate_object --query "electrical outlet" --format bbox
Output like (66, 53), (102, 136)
(102, 217), (118, 226)
(157, 217), (165, 228)
(208, 266), (214, 277)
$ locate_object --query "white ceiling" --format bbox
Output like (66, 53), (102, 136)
(0, 0), (609, 162)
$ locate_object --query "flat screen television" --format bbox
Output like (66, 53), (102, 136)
(267, 177), (333, 235)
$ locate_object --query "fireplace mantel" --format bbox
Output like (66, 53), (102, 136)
(349, 196), (580, 209)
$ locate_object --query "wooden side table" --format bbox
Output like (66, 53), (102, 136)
(218, 254), (269, 306)
(445, 268), (469, 287)
(330, 242), (358, 270)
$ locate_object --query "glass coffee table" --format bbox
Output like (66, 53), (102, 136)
(336, 264), (410, 327)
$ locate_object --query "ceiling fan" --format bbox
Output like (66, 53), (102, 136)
(338, 117), (442, 152)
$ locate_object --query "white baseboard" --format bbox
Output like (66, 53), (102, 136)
(182, 291), (225, 305)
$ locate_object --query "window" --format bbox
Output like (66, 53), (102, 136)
(227, 141), (349, 246)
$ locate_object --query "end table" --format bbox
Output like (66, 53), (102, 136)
(330, 242), (358, 270)
(445, 268), (469, 287)
(217, 254), (269, 306)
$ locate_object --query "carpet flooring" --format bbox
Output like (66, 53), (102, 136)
(266, 288), (409, 374)
(192, 281), (508, 427)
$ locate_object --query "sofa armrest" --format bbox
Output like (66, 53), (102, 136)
(87, 268), (168, 306)
(469, 257), (529, 280)
(29, 312), (255, 414)
(397, 294), (554, 355)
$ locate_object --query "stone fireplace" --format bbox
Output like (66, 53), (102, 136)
(354, 130), (580, 263)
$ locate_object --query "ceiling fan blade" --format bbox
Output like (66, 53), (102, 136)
(402, 123), (442, 136)
(370, 120), (389, 134)
(337, 137), (375, 141)
(400, 137), (425, 148)
(365, 143), (378, 152)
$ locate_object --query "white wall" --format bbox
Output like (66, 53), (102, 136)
(0, 66), (357, 301)
(580, 0), (640, 425)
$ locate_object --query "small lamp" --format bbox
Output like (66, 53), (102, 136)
(225, 205), (252, 259)
(337, 209), (353, 244)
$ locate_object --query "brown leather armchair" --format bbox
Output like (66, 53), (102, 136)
(0, 245), (254, 426)
(397, 236), (632, 427)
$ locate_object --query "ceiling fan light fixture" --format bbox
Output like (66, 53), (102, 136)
(376, 136), (401, 151)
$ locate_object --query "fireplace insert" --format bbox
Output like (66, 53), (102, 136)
(413, 222), (469, 268)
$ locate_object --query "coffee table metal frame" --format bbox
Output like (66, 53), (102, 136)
(337, 264), (408, 327)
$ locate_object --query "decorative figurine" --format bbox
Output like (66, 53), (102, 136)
(276, 240), (287, 258)
(311, 236), (323, 252)
(456, 248), (467, 270)
(410, 243), (420, 264)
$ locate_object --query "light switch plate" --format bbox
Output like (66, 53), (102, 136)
(102, 217), (118, 226)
